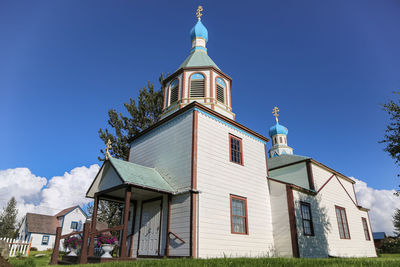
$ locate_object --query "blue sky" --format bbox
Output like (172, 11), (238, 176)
(1, 0), (399, 192)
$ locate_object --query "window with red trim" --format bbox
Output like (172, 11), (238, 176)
(229, 134), (243, 165)
(362, 217), (371, 241)
(335, 206), (350, 239)
(300, 202), (314, 236)
(230, 195), (248, 234)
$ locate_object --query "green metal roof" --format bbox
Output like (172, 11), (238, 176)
(268, 154), (310, 170)
(109, 157), (175, 193)
(179, 50), (220, 70)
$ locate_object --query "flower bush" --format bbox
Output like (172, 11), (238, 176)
(96, 235), (118, 247)
(63, 236), (83, 250)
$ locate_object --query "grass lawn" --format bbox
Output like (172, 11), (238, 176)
(9, 252), (400, 267)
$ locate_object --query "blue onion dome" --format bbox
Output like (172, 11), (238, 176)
(269, 122), (288, 137)
(190, 20), (208, 42)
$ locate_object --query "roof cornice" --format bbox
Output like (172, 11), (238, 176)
(128, 102), (269, 144)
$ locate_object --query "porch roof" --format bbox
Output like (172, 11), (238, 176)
(109, 157), (175, 193)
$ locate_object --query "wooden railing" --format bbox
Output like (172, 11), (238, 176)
(50, 222), (124, 265)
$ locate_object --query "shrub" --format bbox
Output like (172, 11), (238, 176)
(380, 238), (400, 253)
(29, 247), (37, 251)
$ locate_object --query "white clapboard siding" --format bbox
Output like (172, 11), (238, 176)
(168, 193), (191, 256)
(0, 237), (32, 257)
(268, 180), (292, 257)
(129, 111), (193, 191)
(196, 113), (275, 258)
(293, 164), (376, 258)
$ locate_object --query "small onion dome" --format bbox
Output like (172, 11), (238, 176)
(190, 20), (208, 42)
(269, 122), (288, 137)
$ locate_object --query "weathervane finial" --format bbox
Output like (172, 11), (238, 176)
(196, 6), (203, 20)
(272, 106), (280, 123)
(105, 139), (112, 160)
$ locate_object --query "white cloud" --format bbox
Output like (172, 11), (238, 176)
(353, 177), (400, 236)
(0, 164), (100, 221)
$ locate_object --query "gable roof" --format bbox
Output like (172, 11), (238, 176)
(268, 154), (310, 170)
(373, 232), (387, 240)
(179, 51), (220, 70)
(55, 206), (78, 218)
(26, 213), (58, 235)
(108, 157), (175, 193)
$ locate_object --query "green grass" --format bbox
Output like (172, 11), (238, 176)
(8, 253), (400, 267)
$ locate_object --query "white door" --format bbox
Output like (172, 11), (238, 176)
(138, 199), (162, 256)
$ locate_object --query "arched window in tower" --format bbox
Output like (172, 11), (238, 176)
(169, 79), (179, 104)
(190, 73), (205, 98)
(216, 77), (225, 104)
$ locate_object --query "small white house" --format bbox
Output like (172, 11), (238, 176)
(18, 206), (88, 251)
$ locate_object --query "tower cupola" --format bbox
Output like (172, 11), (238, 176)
(268, 107), (293, 157)
(160, 6), (235, 120)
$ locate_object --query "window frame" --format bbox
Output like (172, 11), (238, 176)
(169, 79), (180, 105)
(300, 201), (314, 236)
(362, 217), (371, 241)
(189, 72), (205, 98)
(230, 194), (249, 235)
(229, 134), (243, 165)
(41, 235), (50, 245)
(215, 77), (226, 104)
(70, 221), (78, 230)
(335, 205), (351, 239)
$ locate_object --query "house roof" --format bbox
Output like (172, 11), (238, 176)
(26, 213), (58, 235)
(55, 206), (78, 218)
(179, 50), (220, 70)
(109, 157), (175, 193)
(373, 232), (386, 240)
(268, 154), (311, 170)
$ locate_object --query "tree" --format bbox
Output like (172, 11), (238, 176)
(0, 197), (18, 238)
(394, 208), (400, 236)
(381, 92), (400, 171)
(93, 74), (166, 225)
(380, 91), (400, 194)
(98, 74), (166, 161)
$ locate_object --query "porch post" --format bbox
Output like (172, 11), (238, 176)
(120, 186), (131, 258)
(88, 195), (99, 256)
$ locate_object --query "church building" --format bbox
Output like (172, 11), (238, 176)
(84, 7), (376, 259)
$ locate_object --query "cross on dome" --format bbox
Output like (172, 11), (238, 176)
(196, 6), (203, 20)
(272, 106), (280, 122)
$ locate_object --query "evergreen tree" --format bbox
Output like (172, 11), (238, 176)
(94, 74), (166, 225)
(98, 74), (166, 161)
(0, 197), (18, 238)
(393, 208), (400, 236)
(381, 91), (400, 193)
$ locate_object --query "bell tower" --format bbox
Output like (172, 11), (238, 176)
(268, 107), (294, 157)
(161, 6), (235, 120)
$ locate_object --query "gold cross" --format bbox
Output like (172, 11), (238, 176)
(105, 139), (112, 160)
(272, 106), (280, 122)
(196, 6), (203, 20)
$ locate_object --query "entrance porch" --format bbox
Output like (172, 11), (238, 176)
(51, 157), (184, 264)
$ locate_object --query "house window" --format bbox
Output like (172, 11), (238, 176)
(190, 73), (205, 98)
(42, 235), (49, 245)
(170, 79), (179, 104)
(362, 217), (371, 241)
(230, 195), (248, 234)
(300, 202), (314, 236)
(71, 221), (78, 230)
(229, 134), (243, 165)
(335, 206), (350, 239)
(216, 77), (225, 104)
